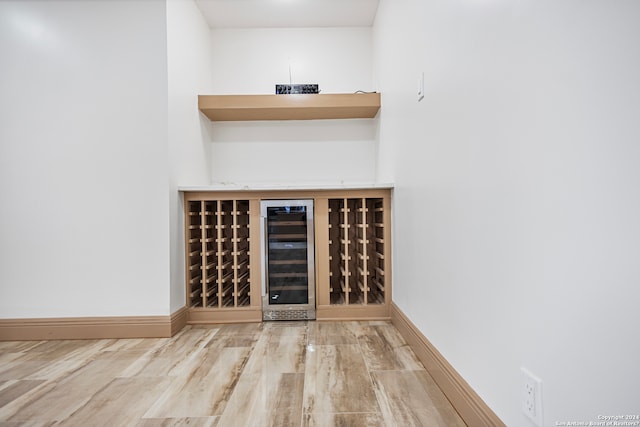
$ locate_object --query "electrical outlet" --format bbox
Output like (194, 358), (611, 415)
(521, 368), (543, 426)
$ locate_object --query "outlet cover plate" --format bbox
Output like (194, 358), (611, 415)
(521, 367), (543, 426)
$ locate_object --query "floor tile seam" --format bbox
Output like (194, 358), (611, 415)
(299, 323), (311, 427)
(0, 342), (42, 351)
(301, 411), (384, 415)
(203, 336), (258, 419)
(115, 373), (182, 379)
(352, 324), (390, 424)
(133, 337), (174, 360)
(367, 325), (408, 350)
(359, 324), (408, 427)
(65, 381), (177, 424)
(306, 342), (359, 346)
(166, 332), (221, 377)
(57, 374), (122, 422)
(375, 326), (429, 371)
(4, 391), (95, 424)
(128, 333), (220, 377)
(368, 368), (428, 373)
(0, 354), (26, 363)
(374, 366), (465, 426)
(0, 379), (20, 393)
(0, 379), (48, 410)
(140, 415), (220, 420)
(0, 378), (60, 419)
(214, 324), (263, 335)
(213, 333), (306, 425)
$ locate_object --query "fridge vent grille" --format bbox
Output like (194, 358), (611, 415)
(263, 309), (316, 321)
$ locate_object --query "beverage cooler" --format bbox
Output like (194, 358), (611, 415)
(261, 200), (315, 320)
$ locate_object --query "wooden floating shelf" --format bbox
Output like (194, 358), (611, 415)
(198, 93), (381, 121)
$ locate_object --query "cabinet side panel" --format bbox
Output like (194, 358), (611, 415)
(314, 198), (330, 306)
(383, 194), (392, 306)
(249, 199), (262, 308)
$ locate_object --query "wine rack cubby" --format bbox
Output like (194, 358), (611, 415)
(185, 198), (260, 323)
(328, 198), (386, 306)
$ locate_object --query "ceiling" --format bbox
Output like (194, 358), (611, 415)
(194, 0), (380, 29)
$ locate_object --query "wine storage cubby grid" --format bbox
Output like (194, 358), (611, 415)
(328, 198), (385, 305)
(186, 200), (251, 308)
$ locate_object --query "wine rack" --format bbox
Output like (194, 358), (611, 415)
(186, 199), (251, 309)
(328, 197), (385, 306)
(183, 187), (391, 323)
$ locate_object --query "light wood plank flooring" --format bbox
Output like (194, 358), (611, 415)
(0, 321), (466, 426)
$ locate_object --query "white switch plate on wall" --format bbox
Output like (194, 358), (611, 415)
(418, 72), (424, 101)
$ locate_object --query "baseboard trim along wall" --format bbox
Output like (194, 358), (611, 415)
(391, 303), (506, 427)
(0, 307), (189, 341)
(170, 306), (188, 336)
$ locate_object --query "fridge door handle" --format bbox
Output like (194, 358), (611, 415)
(262, 215), (268, 297)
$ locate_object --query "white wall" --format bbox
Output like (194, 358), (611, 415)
(0, 0), (170, 317)
(374, 0), (640, 425)
(208, 27), (378, 185)
(166, 0), (213, 313)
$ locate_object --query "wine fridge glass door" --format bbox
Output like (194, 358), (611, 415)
(261, 199), (315, 320)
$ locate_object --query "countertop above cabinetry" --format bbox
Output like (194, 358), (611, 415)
(198, 93), (380, 121)
(178, 183), (394, 192)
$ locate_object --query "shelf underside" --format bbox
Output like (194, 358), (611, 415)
(198, 93), (381, 121)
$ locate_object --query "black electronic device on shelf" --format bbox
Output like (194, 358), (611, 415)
(275, 84), (319, 94)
